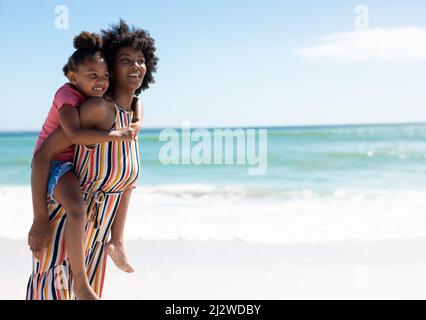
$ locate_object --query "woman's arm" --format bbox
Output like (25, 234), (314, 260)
(110, 185), (134, 243)
(59, 104), (135, 145)
(131, 97), (143, 125)
(130, 97), (143, 136)
(114, 98), (142, 225)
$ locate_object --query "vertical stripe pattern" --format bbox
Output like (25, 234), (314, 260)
(26, 104), (140, 300)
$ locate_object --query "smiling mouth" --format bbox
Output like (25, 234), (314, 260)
(128, 73), (141, 78)
(93, 87), (105, 92)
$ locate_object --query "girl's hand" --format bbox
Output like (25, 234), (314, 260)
(111, 127), (136, 142)
(130, 121), (141, 140)
(28, 216), (52, 261)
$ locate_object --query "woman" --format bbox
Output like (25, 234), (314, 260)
(26, 20), (158, 299)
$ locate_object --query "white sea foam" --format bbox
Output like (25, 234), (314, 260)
(2, 185), (426, 244)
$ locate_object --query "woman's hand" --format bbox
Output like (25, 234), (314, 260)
(28, 216), (52, 261)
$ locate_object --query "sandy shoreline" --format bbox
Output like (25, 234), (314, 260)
(2, 237), (426, 299)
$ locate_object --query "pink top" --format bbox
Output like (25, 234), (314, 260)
(34, 83), (86, 161)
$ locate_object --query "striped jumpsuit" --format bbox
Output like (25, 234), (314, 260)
(26, 103), (140, 300)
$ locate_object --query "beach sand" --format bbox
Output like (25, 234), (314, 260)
(2, 237), (426, 300)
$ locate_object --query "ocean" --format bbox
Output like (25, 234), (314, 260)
(1, 123), (426, 244)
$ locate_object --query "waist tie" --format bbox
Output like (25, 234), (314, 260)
(83, 190), (124, 229)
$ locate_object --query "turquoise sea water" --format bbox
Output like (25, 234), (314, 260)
(2, 123), (426, 242)
(1, 123), (426, 195)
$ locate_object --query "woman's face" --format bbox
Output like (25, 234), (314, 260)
(112, 46), (146, 92)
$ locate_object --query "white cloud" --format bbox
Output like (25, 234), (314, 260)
(296, 27), (426, 61)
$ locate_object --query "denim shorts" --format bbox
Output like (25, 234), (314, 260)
(47, 160), (74, 198)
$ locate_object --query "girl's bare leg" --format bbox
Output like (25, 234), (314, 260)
(53, 172), (100, 300)
(106, 186), (134, 273)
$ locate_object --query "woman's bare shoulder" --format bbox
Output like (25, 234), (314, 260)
(80, 97), (110, 113)
(79, 97), (115, 130)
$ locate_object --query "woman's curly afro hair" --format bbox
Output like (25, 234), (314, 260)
(63, 31), (104, 76)
(101, 19), (158, 95)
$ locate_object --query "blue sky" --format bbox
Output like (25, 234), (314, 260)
(0, 0), (426, 130)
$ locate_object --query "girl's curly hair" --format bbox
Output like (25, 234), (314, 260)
(63, 31), (104, 76)
(101, 19), (158, 95)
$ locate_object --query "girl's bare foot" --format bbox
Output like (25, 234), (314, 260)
(74, 282), (100, 300)
(106, 239), (135, 273)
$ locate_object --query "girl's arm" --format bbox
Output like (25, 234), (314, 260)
(59, 103), (135, 145)
(32, 96), (115, 220)
(29, 97), (118, 258)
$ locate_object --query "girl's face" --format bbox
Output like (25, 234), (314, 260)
(112, 47), (146, 92)
(68, 53), (110, 97)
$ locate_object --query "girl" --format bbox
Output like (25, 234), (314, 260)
(26, 20), (158, 299)
(28, 31), (141, 299)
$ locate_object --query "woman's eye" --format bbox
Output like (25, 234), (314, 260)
(88, 74), (96, 79)
(104, 74), (109, 78)
(138, 60), (145, 65)
(122, 59), (130, 63)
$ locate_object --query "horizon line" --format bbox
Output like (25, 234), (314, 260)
(1, 121), (426, 133)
